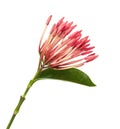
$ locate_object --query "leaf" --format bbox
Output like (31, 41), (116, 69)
(34, 68), (96, 86)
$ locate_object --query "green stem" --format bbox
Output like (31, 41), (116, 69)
(6, 71), (40, 129)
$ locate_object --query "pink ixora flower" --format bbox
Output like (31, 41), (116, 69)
(38, 15), (98, 70)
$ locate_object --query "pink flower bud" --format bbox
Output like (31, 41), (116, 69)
(46, 15), (52, 25)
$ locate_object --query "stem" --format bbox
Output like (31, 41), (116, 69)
(6, 71), (40, 129)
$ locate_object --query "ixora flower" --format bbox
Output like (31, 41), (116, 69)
(38, 15), (98, 70)
(6, 15), (98, 129)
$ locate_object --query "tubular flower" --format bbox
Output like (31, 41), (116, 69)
(38, 15), (98, 70)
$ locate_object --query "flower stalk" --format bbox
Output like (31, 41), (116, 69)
(6, 69), (42, 129)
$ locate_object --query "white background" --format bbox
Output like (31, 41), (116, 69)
(0, 0), (120, 129)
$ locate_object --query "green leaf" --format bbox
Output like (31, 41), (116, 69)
(34, 68), (96, 86)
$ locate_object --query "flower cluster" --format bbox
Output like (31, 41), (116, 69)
(39, 15), (98, 70)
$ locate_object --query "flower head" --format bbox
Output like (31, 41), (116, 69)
(38, 15), (98, 70)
